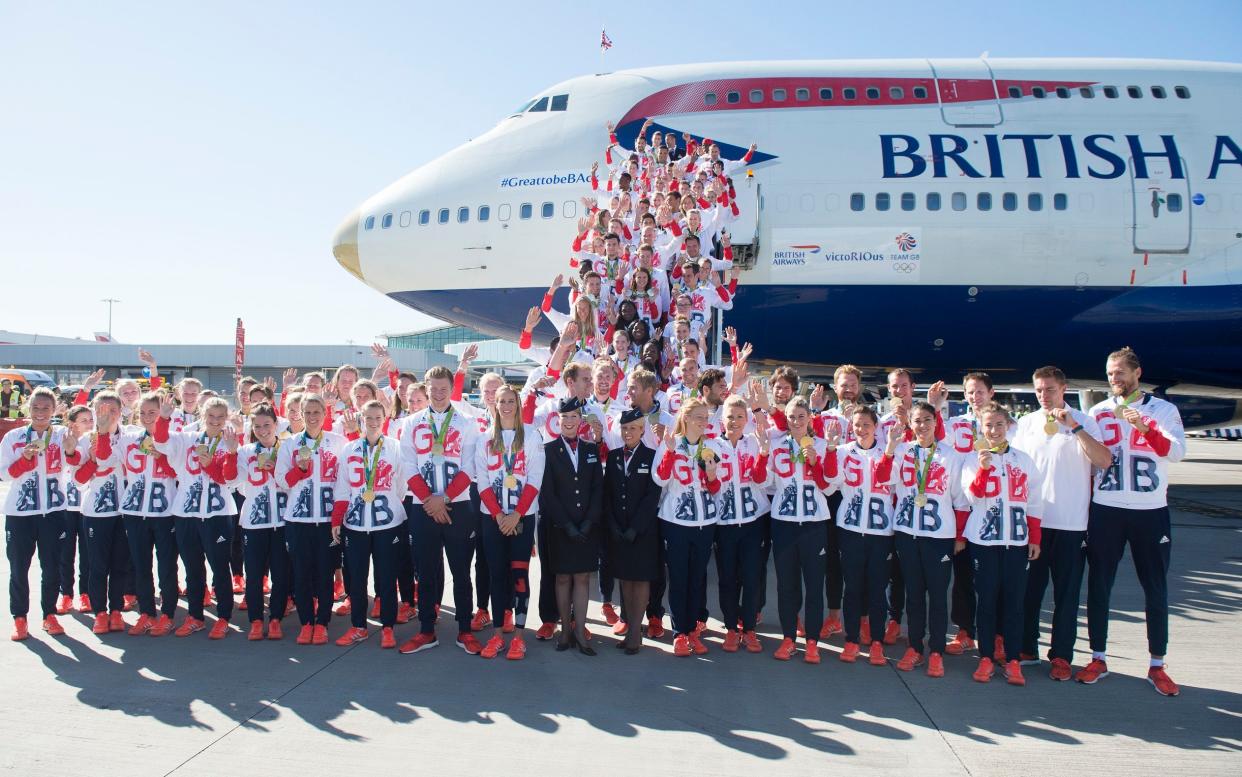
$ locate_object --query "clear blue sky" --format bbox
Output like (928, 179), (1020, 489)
(1, 1), (1238, 346)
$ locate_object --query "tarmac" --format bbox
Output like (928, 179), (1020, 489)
(1, 438), (1239, 776)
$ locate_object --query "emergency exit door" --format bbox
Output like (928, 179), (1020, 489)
(1130, 157), (1191, 253)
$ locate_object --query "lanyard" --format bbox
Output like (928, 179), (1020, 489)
(256, 438), (280, 467)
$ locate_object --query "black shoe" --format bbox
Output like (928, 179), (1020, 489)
(624, 645), (641, 655)
(555, 636), (571, 652)
(578, 641), (597, 657)
(614, 639), (627, 650)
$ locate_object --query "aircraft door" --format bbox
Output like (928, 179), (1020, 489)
(930, 60), (1003, 127)
(1130, 157), (1190, 253)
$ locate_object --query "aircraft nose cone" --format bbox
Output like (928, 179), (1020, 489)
(332, 209), (362, 280)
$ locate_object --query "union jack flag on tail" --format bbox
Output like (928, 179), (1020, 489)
(600, 29), (613, 52)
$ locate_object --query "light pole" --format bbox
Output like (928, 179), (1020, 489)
(101, 298), (120, 340)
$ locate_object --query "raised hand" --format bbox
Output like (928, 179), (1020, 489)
(721, 326), (737, 346)
(83, 368), (106, 391)
(282, 367), (298, 389)
(370, 343), (390, 360)
(263, 375), (277, 393)
(809, 384), (827, 412)
(927, 380), (949, 408)
(138, 348), (156, 367)
(342, 409), (360, 435)
(159, 393), (175, 418)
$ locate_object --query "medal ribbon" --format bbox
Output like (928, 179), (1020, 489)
(25, 426), (50, 451)
(362, 438), (383, 494)
(429, 407), (454, 453)
(1116, 389), (1143, 408)
(915, 443), (936, 499)
(198, 432), (222, 458)
(300, 430), (323, 454)
(787, 436), (804, 464)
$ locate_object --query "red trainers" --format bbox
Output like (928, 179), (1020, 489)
(722, 630), (741, 653)
(502, 610), (515, 633)
(535, 622), (557, 640)
(150, 614), (173, 637)
(613, 620), (628, 636)
(263, 576), (270, 594)
(109, 611), (125, 632)
(77, 594), (92, 613)
(883, 619), (901, 645)
(380, 627), (396, 649)
(1075, 658), (1109, 684)
(506, 634), (526, 660)
(927, 652), (945, 678)
(897, 647), (924, 671)
(868, 641), (887, 666)
(945, 629), (974, 655)
(267, 620), (283, 641)
(470, 608), (491, 632)
(1004, 659), (1026, 686)
(840, 641), (861, 663)
(860, 616), (871, 646)
(646, 616), (665, 639)
(123, 594), (138, 612)
(994, 635), (1007, 664)
(773, 637), (796, 661)
(480, 634), (505, 659)
(208, 619), (230, 640)
(42, 614), (65, 636)
(796, 617), (805, 638)
(333, 600), (351, 616)
(819, 616), (843, 640)
(11, 616), (29, 641)
(248, 621), (265, 641)
(202, 589), (213, 608)
(129, 614), (154, 636)
(311, 625), (328, 645)
(369, 598), (381, 619)
(56, 595), (72, 615)
(601, 602), (619, 626)
(333, 576), (346, 602)
(456, 632), (483, 655)
(1148, 665), (1179, 697)
(175, 617), (205, 637)
(694, 620), (706, 637)
(1049, 657), (1072, 681)
(92, 613), (110, 635)
(295, 624), (314, 644)
(238, 597), (248, 611)
(335, 627), (369, 646)
(399, 632), (438, 653)
(973, 657), (995, 683)
(689, 634), (708, 655)
(673, 634), (692, 657)
(397, 603), (416, 624)
(804, 640), (821, 664)
(743, 631), (762, 653)
(232, 575), (244, 595)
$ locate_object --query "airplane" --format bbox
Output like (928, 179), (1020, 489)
(331, 57), (1242, 427)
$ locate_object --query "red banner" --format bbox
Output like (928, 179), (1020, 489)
(234, 318), (245, 384)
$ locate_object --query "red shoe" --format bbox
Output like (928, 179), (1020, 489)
(150, 614), (173, 637)
(92, 613), (110, 635)
(502, 610), (515, 633)
(945, 629), (974, 656)
(506, 634), (526, 660)
(819, 616), (842, 640)
(109, 610), (125, 632)
(248, 621), (265, 641)
(295, 624), (314, 645)
(722, 630), (741, 653)
(927, 652), (945, 678)
(535, 622), (557, 641)
(883, 619), (901, 645)
(689, 634), (708, 655)
(77, 594), (92, 613)
(56, 595), (72, 615)
(129, 614), (154, 636)
(613, 621), (628, 636)
(238, 597), (248, 611)
(175, 617), (205, 637)
(42, 614), (65, 636)
(860, 616), (871, 646)
(369, 598), (381, 619)
(208, 619), (230, 640)
(11, 616), (29, 641)
(973, 657), (995, 683)
(646, 616), (665, 639)
(232, 575), (244, 594)
(1019, 652), (1041, 666)
(897, 647), (924, 671)
(470, 608), (491, 632)
(994, 635), (1007, 664)
(456, 632), (483, 655)
(601, 602), (619, 626)
(743, 631), (762, 653)
(1049, 657), (1072, 681)
(123, 594), (138, 612)
(311, 625), (328, 645)
(1147, 665), (1180, 697)
(673, 634), (692, 657)
(335, 627), (369, 646)
(1004, 659), (1025, 686)
(398, 632), (438, 654)
(804, 640), (821, 664)
(380, 627), (396, 649)
(333, 599), (351, 616)
(333, 576), (346, 602)
(693, 620), (706, 637)
(202, 589), (212, 608)
(267, 620), (283, 641)
(263, 576), (271, 594)
(796, 617), (805, 638)
(397, 603), (416, 625)
(840, 641), (861, 663)
(868, 641), (887, 666)
(773, 637), (796, 661)
(480, 634), (505, 659)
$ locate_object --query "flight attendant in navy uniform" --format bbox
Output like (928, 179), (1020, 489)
(603, 407), (662, 654)
(541, 397), (603, 655)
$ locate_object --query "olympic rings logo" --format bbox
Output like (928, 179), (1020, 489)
(892, 262), (919, 273)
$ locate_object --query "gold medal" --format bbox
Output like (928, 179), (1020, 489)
(196, 444), (211, 458)
(33, 438), (47, 452)
(257, 452), (270, 470)
(973, 438), (990, 452)
(431, 443), (444, 456)
(914, 494), (928, 508)
(504, 474), (518, 490)
(700, 447), (716, 462)
(361, 490), (375, 503)
(1043, 417), (1059, 436)
(297, 446), (312, 462)
(140, 437), (154, 453)
(799, 436), (813, 449)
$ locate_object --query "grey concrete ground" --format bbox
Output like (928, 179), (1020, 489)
(2, 439), (1239, 776)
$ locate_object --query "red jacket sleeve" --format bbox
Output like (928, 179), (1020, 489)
(1143, 419), (1172, 457)
(284, 463), (310, 488)
(1028, 516), (1042, 547)
(331, 500), (347, 527)
(541, 292), (553, 313)
(452, 370), (465, 402)
(479, 486), (503, 519)
(875, 453), (894, 483)
(823, 448), (838, 479)
(955, 509), (970, 541)
(656, 448), (677, 479)
(445, 470), (472, 500)
(810, 458), (830, 490)
(8, 453), (37, 478)
(969, 466), (993, 498)
(407, 474), (432, 502)
(521, 391), (538, 425)
(751, 454), (768, 483)
(96, 432), (113, 460)
(934, 411), (946, 441)
(515, 483), (539, 516)
(703, 472), (721, 494)
(771, 409), (789, 432)
(518, 329), (533, 350)
(74, 390), (88, 407)
(75, 458), (98, 484)
(154, 416), (170, 443)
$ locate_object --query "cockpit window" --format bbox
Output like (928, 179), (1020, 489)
(510, 98), (536, 116)
(550, 94), (569, 111)
(529, 96), (549, 112)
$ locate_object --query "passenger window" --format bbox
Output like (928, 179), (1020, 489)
(399, 210), (411, 227)
(457, 207), (469, 223)
(1174, 85), (1190, 99)
(529, 96), (549, 112)
(726, 91), (740, 104)
(1008, 86), (1022, 98)
(519, 203), (532, 220)
(1151, 86), (1166, 99)
(541, 202), (554, 219)
(866, 87), (880, 100)
(1028, 193), (1043, 211)
(772, 88), (787, 102)
(364, 215), (375, 230)
(550, 94), (569, 111)
(563, 201), (576, 218)
(819, 87), (834, 100)
(1103, 86), (1119, 98)
(478, 206), (490, 222)
(418, 210), (430, 225)
(1166, 193), (1183, 212)
(1055, 86), (1070, 98)
(977, 193), (992, 211)
(1002, 193), (1017, 211)
(749, 89), (764, 103)
(1032, 86), (1046, 98)
(381, 213), (393, 229)
(437, 208), (449, 224)
(1079, 87), (1095, 98)
(1053, 193), (1068, 211)
(497, 204), (510, 222)
(912, 86), (928, 99)
(843, 87), (857, 100)
(795, 87), (810, 101)
(850, 193), (865, 211)
(890, 86), (904, 100)
(900, 192), (915, 211)
(875, 193), (890, 211)
(1127, 86), (1142, 98)
(705, 92), (718, 106)
(926, 192), (941, 211)
(951, 192), (967, 211)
